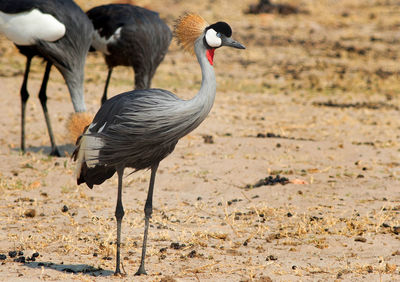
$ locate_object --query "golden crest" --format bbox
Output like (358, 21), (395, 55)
(174, 13), (209, 54)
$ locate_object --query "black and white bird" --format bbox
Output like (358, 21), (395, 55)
(0, 0), (93, 156)
(73, 13), (245, 275)
(86, 4), (172, 105)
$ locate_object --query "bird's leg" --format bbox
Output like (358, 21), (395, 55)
(135, 162), (159, 276)
(145, 74), (152, 90)
(134, 67), (149, 89)
(20, 56), (32, 154)
(101, 68), (113, 105)
(147, 67), (158, 89)
(115, 166), (125, 276)
(38, 62), (60, 157)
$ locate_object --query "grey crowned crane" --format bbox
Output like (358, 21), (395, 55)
(86, 4), (172, 105)
(0, 0), (93, 156)
(73, 13), (245, 275)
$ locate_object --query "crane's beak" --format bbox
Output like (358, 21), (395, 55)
(222, 36), (246, 49)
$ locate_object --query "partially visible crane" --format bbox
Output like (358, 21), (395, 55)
(0, 0), (93, 156)
(86, 4), (172, 105)
(73, 13), (245, 275)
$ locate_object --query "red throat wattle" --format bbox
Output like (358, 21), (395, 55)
(206, 49), (215, 65)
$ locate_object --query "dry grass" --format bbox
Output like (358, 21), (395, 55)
(0, 0), (399, 281)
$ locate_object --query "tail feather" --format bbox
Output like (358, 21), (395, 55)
(77, 162), (116, 188)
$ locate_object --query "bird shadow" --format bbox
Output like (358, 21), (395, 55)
(12, 143), (75, 157)
(23, 261), (114, 277)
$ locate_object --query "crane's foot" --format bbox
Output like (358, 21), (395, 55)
(134, 265), (147, 276)
(49, 147), (61, 157)
(20, 142), (26, 155)
(114, 267), (127, 277)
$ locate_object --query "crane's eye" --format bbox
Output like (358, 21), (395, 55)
(216, 32), (221, 38)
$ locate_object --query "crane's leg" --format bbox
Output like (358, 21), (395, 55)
(115, 166), (125, 275)
(20, 56), (32, 153)
(38, 62), (60, 157)
(101, 68), (113, 105)
(147, 65), (159, 89)
(133, 67), (149, 90)
(135, 162), (159, 276)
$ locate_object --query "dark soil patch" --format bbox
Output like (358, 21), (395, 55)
(312, 100), (399, 110)
(256, 132), (315, 141)
(246, 175), (289, 188)
(170, 242), (186, 250)
(246, 0), (300, 15)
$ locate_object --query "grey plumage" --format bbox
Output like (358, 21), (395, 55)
(73, 14), (245, 275)
(74, 41), (215, 187)
(86, 4), (172, 104)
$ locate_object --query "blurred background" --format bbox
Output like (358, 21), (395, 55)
(1, 0), (398, 143)
(2, 0), (400, 104)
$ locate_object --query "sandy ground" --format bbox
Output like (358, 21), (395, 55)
(0, 0), (399, 281)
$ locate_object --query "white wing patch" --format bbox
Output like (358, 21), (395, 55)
(75, 124), (105, 178)
(91, 26), (122, 55)
(0, 9), (66, 45)
(88, 122), (97, 130)
(205, 28), (222, 48)
(98, 122), (107, 133)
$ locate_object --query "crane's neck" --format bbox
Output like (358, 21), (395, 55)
(186, 37), (217, 128)
(62, 68), (86, 113)
(160, 37), (216, 142)
(66, 78), (86, 112)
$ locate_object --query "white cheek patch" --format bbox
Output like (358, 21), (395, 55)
(0, 9), (66, 45)
(92, 26), (122, 55)
(205, 28), (221, 48)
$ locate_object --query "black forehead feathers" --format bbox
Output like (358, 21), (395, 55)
(206, 21), (232, 37)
